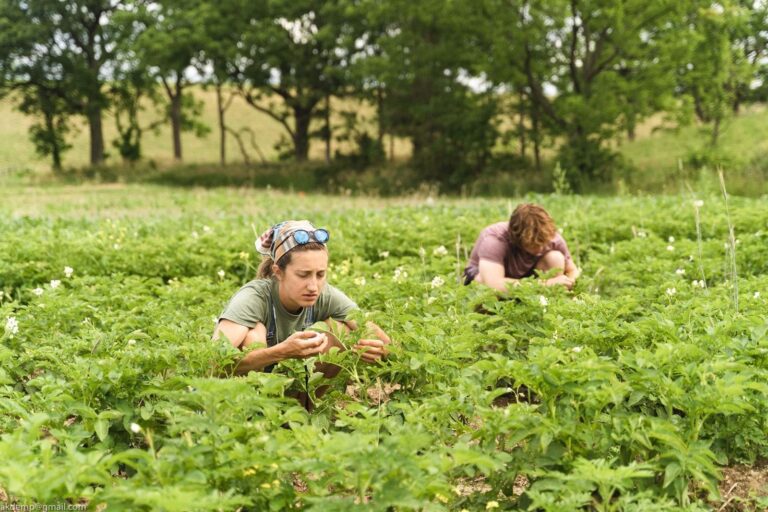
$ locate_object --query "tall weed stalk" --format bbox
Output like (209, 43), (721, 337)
(719, 169), (738, 312)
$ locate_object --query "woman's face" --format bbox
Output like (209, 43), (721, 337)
(274, 249), (329, 312)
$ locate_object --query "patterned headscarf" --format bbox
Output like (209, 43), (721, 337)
(255, 220), (324, 261)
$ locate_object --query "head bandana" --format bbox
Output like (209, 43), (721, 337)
(255, 220), (323, 261)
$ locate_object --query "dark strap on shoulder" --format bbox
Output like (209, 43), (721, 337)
(264, 302), (278, 373)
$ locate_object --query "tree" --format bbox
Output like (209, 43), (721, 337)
(194, 0), (253, 165)
(360, 0), (499, 186)
(50, 1), (132, 165)
(109, 66), (163, 163)
(0, 1), (76, 171)
(731, 0), (768, 111)
(486, 0), (686, 189)
(677, 2), (756, 146)
(133, 0), (210, 161)
(231, 0), (358, 161)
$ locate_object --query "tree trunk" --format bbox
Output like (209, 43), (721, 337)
(87, 101), (105, 165)
(377, 87), (385, 148)
(531, 99), (542, 171)
(711, 117), (721, 146)
(44, 111), (62, 172)
(518, 96), (527, 159)
(324, 94), (331, 163)
(171, 92), (182, 160)
(216, 83), (226, 165)
(293, 107), (311, 161)
(627, 125), (636, 142)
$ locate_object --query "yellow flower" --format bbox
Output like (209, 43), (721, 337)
(486, 501), (499, 510)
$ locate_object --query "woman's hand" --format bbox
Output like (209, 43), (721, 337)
(544, 274), (574, 290)
(353, 322), (391, 364)
(279, 331), (330, 359)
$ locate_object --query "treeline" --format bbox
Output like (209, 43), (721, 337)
(0, 0), (766, 189)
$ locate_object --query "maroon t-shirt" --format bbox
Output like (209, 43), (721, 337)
(465, 222), (572, 279)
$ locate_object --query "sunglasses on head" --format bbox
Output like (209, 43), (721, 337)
(291, 228), (329, 245)
(273, 227), (330, 255)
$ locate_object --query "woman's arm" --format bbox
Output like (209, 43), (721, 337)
(476, 258), (520, 292)
(564, 258), (581, 281)
(214, 319), (329, 375)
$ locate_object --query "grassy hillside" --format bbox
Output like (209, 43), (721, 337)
(2, 87), (767, 189)
(618, 105), (768, 174)
(0, 88), (411, 174)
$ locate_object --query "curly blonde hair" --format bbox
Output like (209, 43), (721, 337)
(507, 204), (557, 253)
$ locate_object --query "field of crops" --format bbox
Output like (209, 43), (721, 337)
(1, 184), (768, 511)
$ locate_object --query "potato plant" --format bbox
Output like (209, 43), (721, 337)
(1, 185), (767, 510)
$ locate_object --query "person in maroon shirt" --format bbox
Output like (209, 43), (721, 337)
(463, 203), (580, 291)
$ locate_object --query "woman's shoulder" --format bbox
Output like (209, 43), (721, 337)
(234, 278), (273, 299)
(319, 283), (347, 300)
(316, 283), (358, 316)
(480, 221), (509, 241)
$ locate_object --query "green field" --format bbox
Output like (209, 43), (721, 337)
(1, 183), (768, 510)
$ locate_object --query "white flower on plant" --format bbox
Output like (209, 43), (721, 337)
(572, 346), (582, 353)
(64, 266), (74, 278)
(433, 245), (448, 257)
(393, 267), (408, 281)
(5, 316), (18, 336)
(130, 423), (142, 433)
(217, 269), (225, 279)
(127, 339), (137, 346)
(354, 276), (366, 286)
(33, 287), (44, 296)
(378, 251), (390, 259)
(373, 272), (381, 280)
(666, 245), (675, 252)
(539, 295), (549, 307)
(418, 247), (426, 258)
(202, 225), (212, 233)
(666, 287), (677, 296)
(668, 236), (675, 243)
(191, 231), (199, 239)
(427, 296), (437, 305)
(754, 291), (760, 299)
(693, 199), (704, 208)
(50, 279), (61, 289)
(113, 243), (120, 250)
(431, 276), (445, 289)
(637, 230), (647, 238)
(675, 268), (685, 276)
